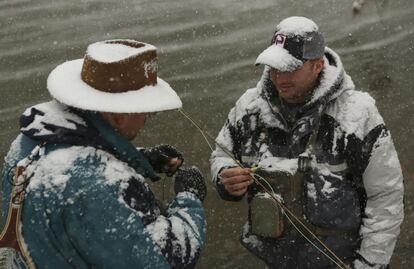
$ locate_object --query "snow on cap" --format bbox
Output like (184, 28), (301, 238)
(87, 40), (157, 63)
(256, 16), (325, 72)
(47, 39), (182, 113)
(275, 16), (319, 36)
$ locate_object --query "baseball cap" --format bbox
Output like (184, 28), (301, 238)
(255, 16), (325, 72)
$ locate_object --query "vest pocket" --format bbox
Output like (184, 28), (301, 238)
(250, 193), (284, 238)
(305, 174), (361, 229)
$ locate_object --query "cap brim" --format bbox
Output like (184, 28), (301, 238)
(47, 59), (182, 113)
(255, 45), (303, 72)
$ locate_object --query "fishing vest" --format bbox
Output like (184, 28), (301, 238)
(248, 118), (360, 239)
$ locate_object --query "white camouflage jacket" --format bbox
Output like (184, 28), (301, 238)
(210, 47), (404, 267)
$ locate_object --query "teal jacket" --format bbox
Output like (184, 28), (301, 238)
(1, 101), (206, 268)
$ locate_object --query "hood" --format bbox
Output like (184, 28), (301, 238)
(20, 100), (159, 180)
(258, 47), (355, 114)
(21, 101), (103, 147)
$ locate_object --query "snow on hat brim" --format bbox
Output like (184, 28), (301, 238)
(255, 44), (303, 72)
(47, 59), (182, 113)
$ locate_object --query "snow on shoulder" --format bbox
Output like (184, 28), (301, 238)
(87, 41), (156, 63)
(276, 16), (319, 36)
(26, 146), (143, 197)
(327, 90), (384, 140)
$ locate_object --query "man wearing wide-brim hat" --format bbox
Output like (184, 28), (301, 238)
(1, 39), (206, 268)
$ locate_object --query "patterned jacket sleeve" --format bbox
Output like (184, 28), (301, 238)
(345, 102), (404, 266)
(143, 192), (206, 269)
(210, 107), (245, 201)
(357, 127), (404, 266)
(63, 172), (206, 269)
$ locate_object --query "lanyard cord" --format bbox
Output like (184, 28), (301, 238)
(11, 142), (46, 205)
(178, 108), (350, 269)
(0, 142), (46, 269)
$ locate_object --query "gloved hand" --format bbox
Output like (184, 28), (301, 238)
(144, 144), (184, 176)
(352, 257), (388, 269)
(174, 167), (207, 202)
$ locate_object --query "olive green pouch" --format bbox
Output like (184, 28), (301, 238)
(250, 193), (284, 238)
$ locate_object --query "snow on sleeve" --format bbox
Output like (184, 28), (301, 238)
(144, 192), (205, 268)
(357, 120), (404, 264)
(210, 124), (239, 185)
(145, 214), (200, 264)
(145, 216), (171, 251)
(257, 157), (298, 175)
(87, 41), (156, 63)
(233, 87), (260, 123)
(217, 120), (234, 151)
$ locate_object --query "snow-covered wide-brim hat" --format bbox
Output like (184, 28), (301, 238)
(47, 39), (182, 113)
(255, 16), (325, 72)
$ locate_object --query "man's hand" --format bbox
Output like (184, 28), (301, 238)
(219, 167), (254, 197)
(144, 144), (184, 176)
(174, 167), (207, 202)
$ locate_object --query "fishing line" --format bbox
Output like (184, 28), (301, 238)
(178, 109), (245, 168)
(283, 209), (347, 269)
(178, 109), (214, 152)
(178, 107), (350, 269)
(250, 170), (277, 198)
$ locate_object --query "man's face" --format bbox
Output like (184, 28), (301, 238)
(118, 113), (148, 140)
(100, 112), (148, 141)
(269, 59), (324, 104)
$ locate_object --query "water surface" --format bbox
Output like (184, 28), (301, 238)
(1, 0), (413, 267)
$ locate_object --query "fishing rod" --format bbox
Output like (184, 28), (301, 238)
(178, 108), (350, 269)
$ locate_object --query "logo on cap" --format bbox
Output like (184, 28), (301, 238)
(274, 34), (287, 48)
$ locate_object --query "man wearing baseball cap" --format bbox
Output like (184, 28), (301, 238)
(1, 39), (206, 268)
(211, 16), (403, 268)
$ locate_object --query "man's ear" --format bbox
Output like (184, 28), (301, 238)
(314, 58), (325, 74)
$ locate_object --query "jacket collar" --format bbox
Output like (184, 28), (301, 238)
(20, 101), (159, 181)
(83, 112), (160, 181)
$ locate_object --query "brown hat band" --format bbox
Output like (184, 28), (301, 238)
(80, 40), (158, 93)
